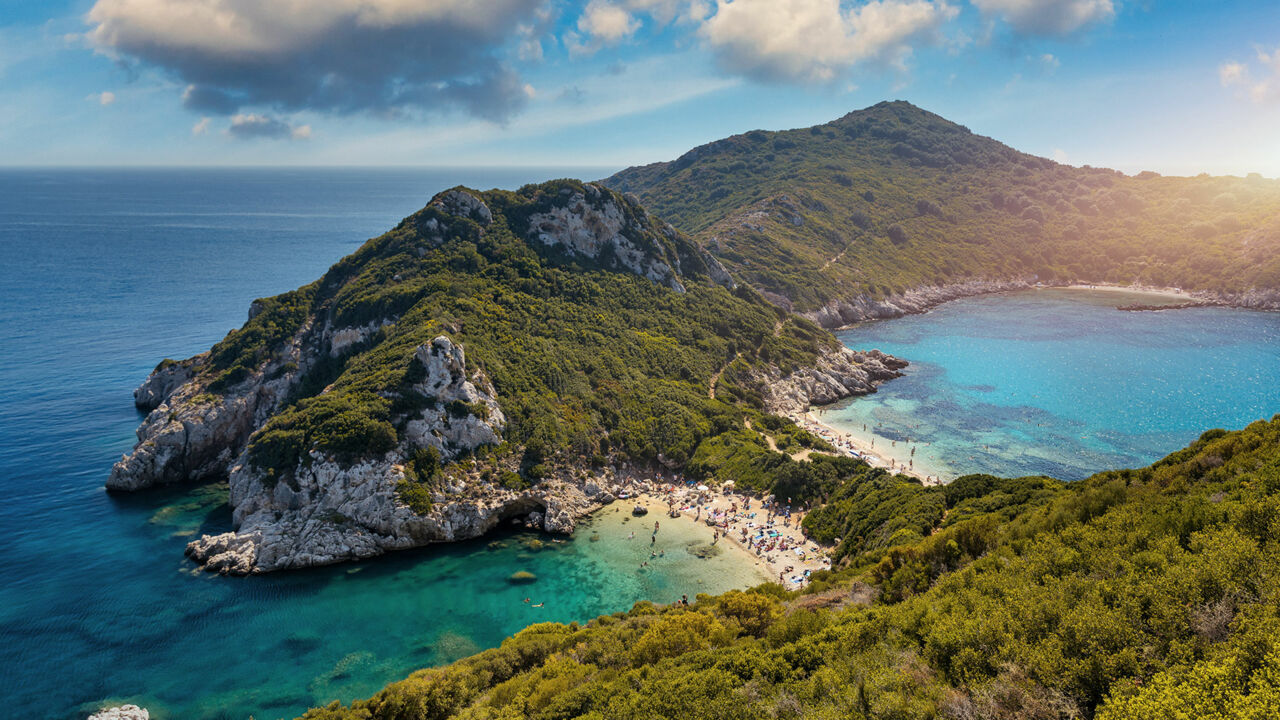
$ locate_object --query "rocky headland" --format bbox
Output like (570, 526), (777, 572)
(109, 181), (903, 575)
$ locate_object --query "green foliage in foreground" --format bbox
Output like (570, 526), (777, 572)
(297, 416), (1280, 719)
(607, 101), (1280, 311)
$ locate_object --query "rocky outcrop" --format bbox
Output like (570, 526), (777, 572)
(1198, 287), (1280, 312)
(107, 321), (316, 492)
(87, 706), (149, 720)
(402, 337), (505, 460)
(178, 335), (596, 574)
(187, 463), (618, 574)
(431, 188), (493, 225)
(525, 183), (701, 292)
(133, 358), (199, 411)
(805, 279), (1034, 329)
(759, 347), (908, 416)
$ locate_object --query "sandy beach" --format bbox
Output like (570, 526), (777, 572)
(1058, 283), (1197, 301)
(618, 490), (833, 590)
(797, 411), (939, 484)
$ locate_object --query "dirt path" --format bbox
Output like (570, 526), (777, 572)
(708, 352), (739, 400)
(709, 321), (782, 400)
(820, 241), (852, 272)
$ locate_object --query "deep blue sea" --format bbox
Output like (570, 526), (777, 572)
(821, 288), (1280, 481)
(0, 169), (768, 720)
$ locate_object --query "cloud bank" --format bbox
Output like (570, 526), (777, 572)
(700, 0), (957, 83)
(86, 0), (544, 123)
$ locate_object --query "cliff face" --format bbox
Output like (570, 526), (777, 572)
(759, 348), (908, 416)
(111, 180), (902, 574)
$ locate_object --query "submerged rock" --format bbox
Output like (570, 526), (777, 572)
(508, 570), (538, 584)
(87, 706), (149, 720)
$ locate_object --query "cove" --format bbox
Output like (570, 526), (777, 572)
(819, 288), (1280, 482)
(0, 169), (763, 720)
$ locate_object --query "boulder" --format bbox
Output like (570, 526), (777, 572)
(87, 705), (149, 720)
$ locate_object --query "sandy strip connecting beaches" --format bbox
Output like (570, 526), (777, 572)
(1059, 283), (1198, 300)
(797, 412), (937, 484)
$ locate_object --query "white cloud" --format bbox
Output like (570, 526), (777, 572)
(570, 0), (714, 54)
(1052, 148), (1068, 163)
(1219, 61), (1246, 86)
(227, 113), (310, 140)
(1220, 47), (1280, 104)
(700, 0), (957, 83)
(191, 117), (210, 135)
(579, 1), (641, 44)
(1040, 53), (1060, 70)
(94, 91), (115, 105)
(971, 0), (1113, 36)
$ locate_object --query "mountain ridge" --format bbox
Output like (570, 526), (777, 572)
(605, 101), (1280, 327)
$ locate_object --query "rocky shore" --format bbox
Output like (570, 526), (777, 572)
(114, 332), (903, 575)
(804, 278), (1035, 329)
(107, 185), (906, 576)
(800, 279), (1280, 330)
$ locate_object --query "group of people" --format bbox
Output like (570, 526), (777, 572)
(651, 484), (830, 588)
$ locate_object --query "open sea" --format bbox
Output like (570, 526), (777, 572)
(0, 169), (768, 720)
(821, 288), (1280, 481)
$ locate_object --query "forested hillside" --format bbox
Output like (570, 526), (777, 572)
(606, 101), (1280, 319)
(300, 416), (1280, 720)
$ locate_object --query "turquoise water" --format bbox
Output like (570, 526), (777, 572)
(821, 289), (1280, 481)
(0, 169), (765, 720)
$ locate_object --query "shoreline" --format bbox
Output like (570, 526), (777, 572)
(618, 492), (833, 589)
(827, 281), (1249, 332)
(1055, 283), (1195, 301)
(798, 411), (940, 484)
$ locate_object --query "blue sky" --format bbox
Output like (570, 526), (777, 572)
(1, 0), (1278, 176)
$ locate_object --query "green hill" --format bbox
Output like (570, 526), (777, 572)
(299, 415), (1280, 720)
(606, 101), (1280, 324)
(112, 178), (905, 573)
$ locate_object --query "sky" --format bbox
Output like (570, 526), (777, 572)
(1, 0), (1278, 176)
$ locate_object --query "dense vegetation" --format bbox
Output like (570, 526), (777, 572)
(606, 101), (1280, 313)
(298, 416), (1280, 719)
(197, 179), (847, 495)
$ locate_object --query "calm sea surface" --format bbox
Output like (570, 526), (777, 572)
(0, 169), (767, 720)
(822, 288), (1280, 481)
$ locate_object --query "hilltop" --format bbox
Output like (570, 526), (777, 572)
(108, 179), (905, 573)
(607, 101), (1280, 326)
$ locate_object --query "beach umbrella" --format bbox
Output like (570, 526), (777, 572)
(697, 484), (709, 491)
(722, 480), (735, 487)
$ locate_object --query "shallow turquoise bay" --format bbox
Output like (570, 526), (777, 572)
(0, 169), (762, 720)
(823, 289), (1280, 481)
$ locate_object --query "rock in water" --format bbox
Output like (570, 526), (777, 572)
(87, 705), (149, 720)
(508, 570), (537, 584)
(632, 504), (648, 516)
